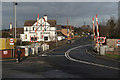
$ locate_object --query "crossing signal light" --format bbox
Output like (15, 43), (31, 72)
(35, 37), (37, 41)
(97, 37), (106, 43)
(31, 37), (37, 41)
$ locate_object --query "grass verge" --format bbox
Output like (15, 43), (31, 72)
(105, 54), (120, 59)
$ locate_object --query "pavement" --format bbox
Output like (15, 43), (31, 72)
(2, 36), (119, 79)
(1, 38), (77, 62)
(1, 56), (28, 62)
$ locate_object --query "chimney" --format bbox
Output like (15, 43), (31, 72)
(37, 14), (39, 21)
(43, 15), (47, 22)
(10, 22), (12, 30)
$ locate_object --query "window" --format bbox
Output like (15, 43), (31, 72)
(33, 27), (34, 31)
(44, 36), (48, 41)
(31, 37), (37, 41)
(34, 37), (37, 41)
(31, 37), (33, 41)
(26, 27), (28, 31)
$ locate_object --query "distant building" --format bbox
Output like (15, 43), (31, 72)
(20, 15), (56, 42)
(56, 25), (74, 40)
(9, 28), (24, 38)
(81, 25), (92, 34)
(81, 25), (90, 29)
(2, 26), (24, 38)
(9, 22), (12, 30)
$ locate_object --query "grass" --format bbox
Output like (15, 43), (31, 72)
(105, 54), (120, 59)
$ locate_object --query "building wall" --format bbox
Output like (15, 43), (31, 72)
(107, 39), (120, 48)
(21, 19), (56, 42)
(0, 48), (25, 58)
(61, 29), (67, 36)
(0, 38), (17, 50)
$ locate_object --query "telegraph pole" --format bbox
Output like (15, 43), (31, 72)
(13, 1), (17, 57)
(67, 18), (68, 25)
(56, 15), (58, 47)
(14, 1), (17, 39)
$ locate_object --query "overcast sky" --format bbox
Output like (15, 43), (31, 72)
(1, 0), (120, 2)
(1, 2), (118, 30)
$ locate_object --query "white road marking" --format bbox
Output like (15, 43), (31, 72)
(86, 49), (120, 63)
(65, 44), (120, 70)
(39, 54), (64, 57)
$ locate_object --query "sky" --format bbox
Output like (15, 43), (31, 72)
(1, 2), (119, 30)
(1, 0), (120, 2)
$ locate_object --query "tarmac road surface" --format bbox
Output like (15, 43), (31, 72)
(2, 37), (119, 80)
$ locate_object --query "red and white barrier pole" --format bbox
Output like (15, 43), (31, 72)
(96, 14), (101, 54)
(42, 18), (45, 39)
(92, 17), (95, 39)
(35, 14), (39, 32)
(96, 14), (99, 37)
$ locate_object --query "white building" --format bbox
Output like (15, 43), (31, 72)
(20, 15), (56, 42)
(9, 22), (12, 30)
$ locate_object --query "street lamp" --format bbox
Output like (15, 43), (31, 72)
(13, 1), (18, 57)
(14, 1), (18, 39)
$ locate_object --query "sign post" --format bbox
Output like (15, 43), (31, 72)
(10, 38), (14, 57)
(97, 37), (106, 55)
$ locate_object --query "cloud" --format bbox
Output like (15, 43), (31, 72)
(0, 1), (2, 30)
(2, 2), (118, 29)
(2, 0), (120, 2)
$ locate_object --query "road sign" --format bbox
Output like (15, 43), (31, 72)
(3, 51), (8, 55)
(97, 37), (106, 43)
(117, 39), (120, 44)
(10, 38), (14, 43)
(117, 39), (120, 46)
(10, 43), (14, 45)
(117, 44), (120, 46)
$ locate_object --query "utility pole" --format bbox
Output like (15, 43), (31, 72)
(67, 18), (68, 25)
(13, 1), (17, 57)
(56, 15), (58, 47)
(14, 1), (17, 39)
(13, 2), (15, 38)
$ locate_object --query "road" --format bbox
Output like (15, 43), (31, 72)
(2, 37), (119, 79)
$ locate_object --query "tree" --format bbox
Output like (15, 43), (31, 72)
(117, 18), (120, 38)
(99, 17), (119, 38)
(106, 17), (116, 38)
(2, 31), (10, 38)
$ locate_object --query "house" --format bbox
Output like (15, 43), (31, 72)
(20, 15), (56, 42)
(2, 22), (24, 38)
(81, 25), (90, 29)
(56, 25), (74, 40)
(0, 38), (25, 58)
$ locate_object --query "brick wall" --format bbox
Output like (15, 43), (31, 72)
(107, 39), (120, 48)
(0, 48), (25, 58)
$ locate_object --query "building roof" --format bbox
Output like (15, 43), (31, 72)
(57, 32), (65, 36)
(61, 25), (74, 30)
(24, 20), (37, 26)
(56, 25), (62, 30)
(24, 19), (56, 27)
(9, 28), (24, 34)
(47, 20), (56, 27)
